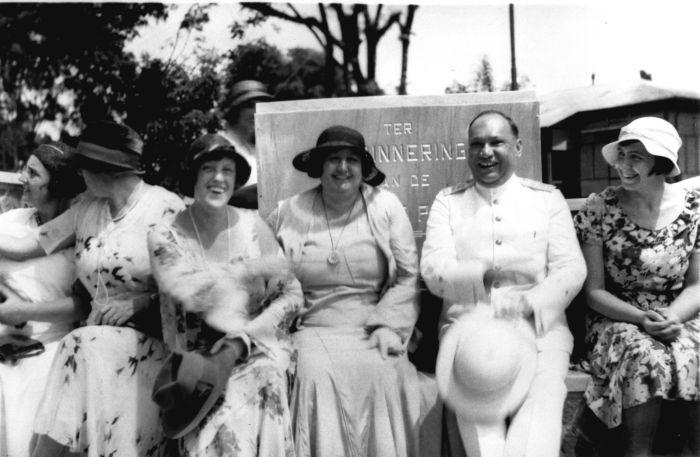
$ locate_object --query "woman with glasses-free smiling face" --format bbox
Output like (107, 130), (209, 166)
(193, 157), (237, 209)
(320, 149), (364, 197)
(614, 141), (659, 191)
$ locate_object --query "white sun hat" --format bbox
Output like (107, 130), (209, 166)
(601, 117), (682, 177)
(435, 305), (537, 423)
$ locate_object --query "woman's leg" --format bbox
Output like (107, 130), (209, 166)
(620, 398), (662, 457)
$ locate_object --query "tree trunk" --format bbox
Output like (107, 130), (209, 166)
(398, 5), (417, 95)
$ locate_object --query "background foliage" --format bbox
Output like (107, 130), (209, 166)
(0, 3), (519, 192)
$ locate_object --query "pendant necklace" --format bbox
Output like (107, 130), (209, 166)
(188, 205), (232, 269)
(321, 193), (358, 266)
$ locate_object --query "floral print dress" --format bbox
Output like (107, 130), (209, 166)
(32, 184), (184, 457)
(574, 186), (700, 428)
(147, 208), (301, 457)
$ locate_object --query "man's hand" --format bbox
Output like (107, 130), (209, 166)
(492, 290), (533, 320)
(368, 327), (404, 359)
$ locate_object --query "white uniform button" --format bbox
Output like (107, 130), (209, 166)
(495, 239), (502, 245)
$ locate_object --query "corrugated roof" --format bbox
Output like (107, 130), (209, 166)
(539, 81), (700, 128)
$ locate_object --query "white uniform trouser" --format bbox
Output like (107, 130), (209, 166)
(456, 349), (569, 457)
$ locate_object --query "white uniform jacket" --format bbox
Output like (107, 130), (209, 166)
(421, 175), (586, 353)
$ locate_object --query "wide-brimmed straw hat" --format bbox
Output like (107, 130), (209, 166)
(436, 306), (537, 423)
(292, 125), (385, 186)
(601, 117), (682, 177)
(229, 80), (272, 108)
(75, 121), (145, 174)
(152, 344), (239, 439)
(187, 133), (251, 190)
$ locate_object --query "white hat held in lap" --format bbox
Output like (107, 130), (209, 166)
(436, 304), (537, 423)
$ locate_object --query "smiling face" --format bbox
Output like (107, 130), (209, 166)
(193, 157), (237, 209)
(467, 113), (522, 188)
(320, 148), (363, 198)
(614, 141), (658, 190)
(19, 154), (52, 208)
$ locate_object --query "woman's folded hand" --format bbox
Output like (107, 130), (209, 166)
(89, 292), (150, 326)
(369, 327), (404, 359)
(641, 309), (681, 342)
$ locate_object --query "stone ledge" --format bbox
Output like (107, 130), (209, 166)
(565, 369), (591, 392)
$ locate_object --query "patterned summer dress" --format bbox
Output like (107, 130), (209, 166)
(574, 186), (700, 428)
(147, 208), (301, 457)
(32, 184), (184, 456)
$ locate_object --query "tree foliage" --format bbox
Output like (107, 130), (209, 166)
(445, 55), (533, 94)
(240, 3), (418, 96)
(123, 55), (221, 191)
(221, 39), (329, 105)
(0, 3), (168, 168)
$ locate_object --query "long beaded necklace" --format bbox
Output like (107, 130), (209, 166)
(188, 205), (232, 269)
(92, 180), (145, 308)
(321, 192), (359, 266)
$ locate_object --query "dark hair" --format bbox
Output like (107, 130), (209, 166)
(32, 142), (85, 199)
(649, 156), (675, 176)
(468, 110), (519, 138)
(180, 150), (247, 197)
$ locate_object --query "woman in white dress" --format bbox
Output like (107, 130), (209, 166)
(0, 121), (184, 457)
(0, 142), (84, 457)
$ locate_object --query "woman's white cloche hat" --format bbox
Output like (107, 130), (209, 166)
(601, 117), (682, 177)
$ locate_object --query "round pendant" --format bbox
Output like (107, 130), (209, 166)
(327, 250), (341, 265)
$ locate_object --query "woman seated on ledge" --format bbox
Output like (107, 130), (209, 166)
(0, 121), (185, 457)
(148, 133), (302, 456)
(0, 142), (84, 457)
(267, 125), (429, 457)
(573, 117), (700, 457)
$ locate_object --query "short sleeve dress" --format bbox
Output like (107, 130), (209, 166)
(0, 208), (75, 457)
(32, 183), (184, 457)
(148, 208), (301, 457)
(573, 186), (700, 428)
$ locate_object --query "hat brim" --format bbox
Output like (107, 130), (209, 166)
(601, 138), (681, 177)
(75, 153), (144, 175)
(191, 146), (251, 190)
(436, 308), (537, 422)
(231, 91), (272, 108)
(292, 145), (385, 186)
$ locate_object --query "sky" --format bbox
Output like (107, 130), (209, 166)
(126, 2), (700, 97)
